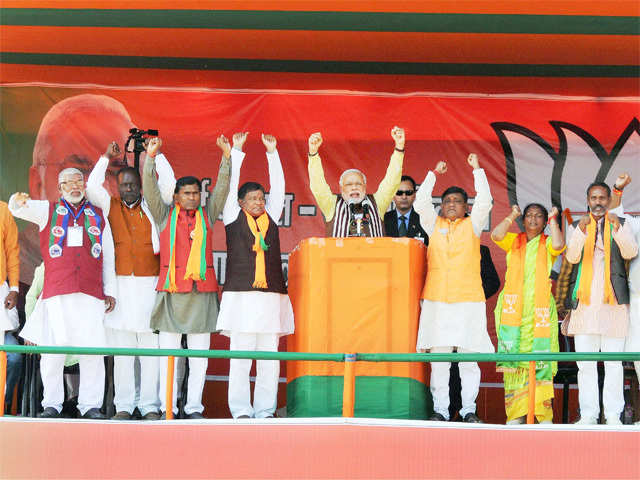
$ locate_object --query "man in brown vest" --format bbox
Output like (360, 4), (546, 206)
(307, 128), (405, 237)
(143, 136), (231, 419)
(216, 132), (294, 419)
(86, 139), (176, 420)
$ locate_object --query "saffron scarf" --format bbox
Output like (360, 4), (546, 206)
(163, 205), (207, 292)
(497, 233), (552, 379)
(572, 213), (616, 306)
(244, 210), (270, 289)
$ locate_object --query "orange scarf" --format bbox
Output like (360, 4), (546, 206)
(498, 233), (552, 373)
(243, 210), (270, 289)
(576, 213), (616, 306)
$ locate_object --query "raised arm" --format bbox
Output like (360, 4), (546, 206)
(373, 126), (405, 215)
(307, 132), (336, 221)
(468, 154), (493, 237)
(221, 133), (242, 225)
(86, 142), (120, 214)
(142, 138), (171, 226)
(154, 152), (177, 206)
(263, 134), (285, 221)
(491, 205), (521, 242)
(547, 206), (565, 252)
(205, 138), (232, 225)
(609, 173), (631, 210)
(2, 203), (20, 293)
(8, 193), (49, 231)
(101, 219), (117, 306)
(413, 161), (447, 236)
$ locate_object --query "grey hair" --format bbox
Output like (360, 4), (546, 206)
(339, 169), (367, 186)
(58, 168), (84, 184)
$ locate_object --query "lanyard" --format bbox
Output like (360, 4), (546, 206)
(62, 198), (86, 226)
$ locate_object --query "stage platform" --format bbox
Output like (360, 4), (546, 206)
(1, 417), (638, 479)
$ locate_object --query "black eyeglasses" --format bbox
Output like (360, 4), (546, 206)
(396, 190), (415, 196)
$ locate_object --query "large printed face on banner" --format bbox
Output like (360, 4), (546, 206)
(29, 94), (135, 202)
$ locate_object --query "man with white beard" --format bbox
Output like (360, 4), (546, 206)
(86, 139), (175, 420)
(10, 168), (116, 419)
(307, 128), (405, 237)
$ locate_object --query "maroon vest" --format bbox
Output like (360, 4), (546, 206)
(157, 207), (219, 293)
(40, 200), (105, 300)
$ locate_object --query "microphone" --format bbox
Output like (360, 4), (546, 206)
(348, 198), (364, 236)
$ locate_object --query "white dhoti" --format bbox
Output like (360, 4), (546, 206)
(106, 275), (160, 415)
(417, 300), (494, 420)
(218, 291), (294, 419)
(20, 292), (107, 415)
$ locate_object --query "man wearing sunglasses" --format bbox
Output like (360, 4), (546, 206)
(383, 175), (428, 243)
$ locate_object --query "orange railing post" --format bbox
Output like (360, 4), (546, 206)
(342, 353), (356, 417)
(526, 360), (536, 424)
(0, 351), (6, 417)
(166, 355), (175, 420)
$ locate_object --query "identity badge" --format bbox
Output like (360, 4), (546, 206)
(67, 226), (84, 247)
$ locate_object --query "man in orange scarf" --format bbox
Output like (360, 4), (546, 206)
(143, 137), (231, 419)
(566, 182), (637, 425)
(217, 132), (294, 419)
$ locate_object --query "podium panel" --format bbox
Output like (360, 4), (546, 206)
(287, 237), (431, 418)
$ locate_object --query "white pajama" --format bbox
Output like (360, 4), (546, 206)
(228, 332), (280, 418)
(41, 353), (105, 415)
(429, 346), (481, 420)
(574, 334), (626, 421)
(158, 332), (210, 415)
(108, 328), (159, 415)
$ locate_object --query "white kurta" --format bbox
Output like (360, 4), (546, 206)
(413, 168), (495, 353)
(106, 275), (158, 333)
(610, 205), (640, 352)
(9, 195), (116, 347)
(0, 282), (19, 332)
(216, 148), (294, 338)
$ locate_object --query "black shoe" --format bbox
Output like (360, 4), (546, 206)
(463, 412), (484, 423)
(82, 408), (107, 420)
(38, 407), (61, 419)
(142, 411), (161, 421)
(111, 411), (131, 421)
(237, 415), (251, 419)
(428, 412), (447, 421)
(185, 412), (205, 420)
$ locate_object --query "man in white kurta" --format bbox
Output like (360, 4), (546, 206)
(566, 182), (637, 425)
(10, 168), (116, 419)
(217, 133), (294, 419)
(413, 155), (494, 423)
(607, 173), (640, 425)
(86, 140), (176, 420)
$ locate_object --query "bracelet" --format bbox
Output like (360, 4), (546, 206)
(613, 187), (623, 196)
(548, 217), (558, 225)
(505, 217), (513, 225)
(308, 151), (319, 157)
(394, 147), (405, 153)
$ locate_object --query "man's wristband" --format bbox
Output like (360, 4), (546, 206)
(613, 187), (623, 196)
(505, 217), (513, 225)
(308, 151), (319, 157)
(394, 147), (405, 153)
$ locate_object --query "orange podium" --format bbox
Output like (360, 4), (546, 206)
(287, 237), (431, 418)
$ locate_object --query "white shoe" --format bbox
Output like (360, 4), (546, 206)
(635, 420), (640, 425)
(573, 416), (597, 425)
(606, 417), (622, 426)
(539, 420), (553, 424)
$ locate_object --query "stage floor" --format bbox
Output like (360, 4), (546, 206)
(1, 417), (638, 479)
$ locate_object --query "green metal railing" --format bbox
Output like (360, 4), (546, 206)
(1, 345), (638, 422)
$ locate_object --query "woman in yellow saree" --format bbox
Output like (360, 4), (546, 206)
(492, 203), (565, 424)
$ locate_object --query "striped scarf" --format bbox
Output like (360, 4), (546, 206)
(163, 205), (207, 292)
(244, 210), (270, 289)
(497, 233), (552, 379)
(332, 196), (384, 237)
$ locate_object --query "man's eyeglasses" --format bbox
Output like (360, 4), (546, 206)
(60, 180), (84, 188)
(396, 190), (415, 196)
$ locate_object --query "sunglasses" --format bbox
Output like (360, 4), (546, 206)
(396, 190), (415, 196)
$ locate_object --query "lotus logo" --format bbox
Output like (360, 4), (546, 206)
(491, 118), (640, 221)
